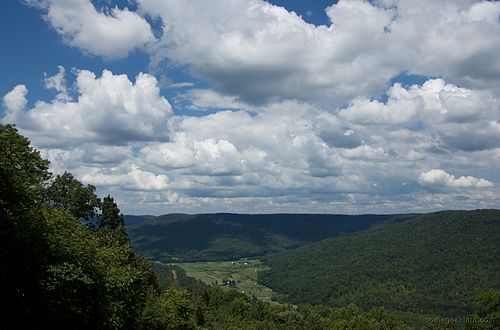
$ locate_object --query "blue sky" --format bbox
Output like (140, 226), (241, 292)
(1, 0), (499, 214)
(1, 0), (338, 113)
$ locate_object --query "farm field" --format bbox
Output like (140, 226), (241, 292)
(176, 259), (276, 303)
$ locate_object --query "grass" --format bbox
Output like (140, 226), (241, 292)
(176, 258), (277, 303)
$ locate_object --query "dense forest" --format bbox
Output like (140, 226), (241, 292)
(126, 213), (415, 262)
(2, 124), (499, 329)
(258, 210), (500, 319)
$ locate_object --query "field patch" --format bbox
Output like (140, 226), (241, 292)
(176, 259), (276, 303)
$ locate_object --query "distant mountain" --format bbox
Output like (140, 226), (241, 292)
(126, 213), (416, 262)
(258, 209), (500, 317)
(124, 214), (156, 226)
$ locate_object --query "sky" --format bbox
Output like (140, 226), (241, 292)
(1, 0), (499, 215)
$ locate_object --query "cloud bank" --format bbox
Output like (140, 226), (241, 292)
(3, 0), (499, 214)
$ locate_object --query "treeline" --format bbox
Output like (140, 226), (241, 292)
(258, 210), (500, 322)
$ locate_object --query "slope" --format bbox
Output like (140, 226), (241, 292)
(258, 209), (500, 317)
(126, 213), (415, 262)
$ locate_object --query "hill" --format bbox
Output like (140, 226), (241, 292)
(126, 213), (416, 262)
(258, 209), (500, 317)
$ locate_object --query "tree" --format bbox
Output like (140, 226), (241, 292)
(45, 171), (101, 221)
(99, 195), (125, 230)
(98, 194), (128, 245)
(0, 124), (50, 211)
(140, 288), (199, 329)
(0, 124), (51, 327)
(1, 125), (156, 328)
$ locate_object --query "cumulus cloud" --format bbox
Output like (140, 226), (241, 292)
(418, 169), (493, 188)
(136, 0), (500, 106)
(384, 0), (500, 91)
(339, 79), (500, 151)
(28, 0), (154, 58)
(5, 1), (500, 214)
(44, 65), (71, 101)
(138, 0), (395, 105)
(2, 68), (172, 146)
(2, 85), (28, 113)
(339, 79), (497, 126)
(141, 135), (245, 176)
(81, 165), (169, 191)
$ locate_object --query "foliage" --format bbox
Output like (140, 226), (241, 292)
(99, 194), (128, 244)
(45, 171), (101, 220)
(126, 213), (415, 262)
(194, 285), (413, 330)
(1, 124), (51, 326)
(258, 210), (500, 318)
(41, 208), (154, 328)
(463, 288), (500, 329)
(100, 195), (125, 229)
(0, 124), (155, 328)
(0, 124), (50, 210)
(140, 288), (200, 329)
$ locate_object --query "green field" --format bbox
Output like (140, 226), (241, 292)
(176, 259), (277, 303)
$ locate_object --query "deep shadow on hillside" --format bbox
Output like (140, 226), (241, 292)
(125, 213), (417, 262)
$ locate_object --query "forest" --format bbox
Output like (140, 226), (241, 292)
(258, 210), (500, 319)
(126, 213), (415, 262)
(1, 123), (499, 329)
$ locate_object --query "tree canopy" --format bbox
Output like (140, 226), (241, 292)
(45, 171), (101, 221)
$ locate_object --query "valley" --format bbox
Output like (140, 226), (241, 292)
(127, 209), (500, 328)
(174, 259), (277, 303)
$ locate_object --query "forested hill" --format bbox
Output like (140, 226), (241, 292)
(126, 213), (416, 262)
(258, 209), (500, 317)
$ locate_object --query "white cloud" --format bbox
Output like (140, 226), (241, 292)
(2, 85), (28, 113)
(138, 0), (396, 105)
(6, 69), (498, 213)
(5, 1), (500, 214)
(179, 89), (251, 111)
(385, 0), (500, 91)
(2, 68), (172, 147)
(81, 164), (169, 191)
(141, 135), (244, 176)
(137, 0), (500, 106)
(338, 79), (500, 151)
(418, 169), (493, 188)
(40, 145), (134, 169)
(44, 65), (71, 102)
(339, 79), (497, 126)
(31, 0), (154, 58)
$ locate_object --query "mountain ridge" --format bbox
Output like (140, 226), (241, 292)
(126, 212), (418, 262)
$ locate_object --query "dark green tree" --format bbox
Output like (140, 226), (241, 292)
(0, 125), (157, 328)
(98, 194), (128, 245)
(0, 124), (50, 210)
(45, 171), (101, 221)
(0, 124), (51, 326)
(99, 194), (125, 230)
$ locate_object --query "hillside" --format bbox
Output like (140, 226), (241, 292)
(258, 209), (500, 317)
(126, 213), (415, 262)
